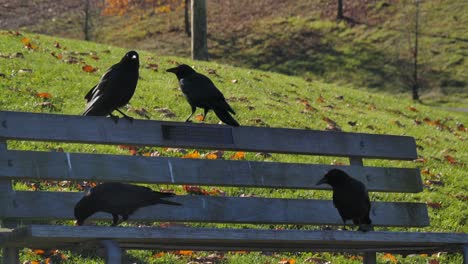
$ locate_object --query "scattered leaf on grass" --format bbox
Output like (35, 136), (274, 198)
(381, 253), (397, 263)
(195, 114), (204, 121)
(18, 68), (33, 74)
(414, 157), (427, 163)
(427, 201), (442, 209)
(50, 52), (63, 59)
(205, 151), (223, 160)
(154, 107), (176, 118)
(182, 151), (201, 159)
(128, 107), (150, 119)
(456, 123), (467, 132)
(443, 155), (458, 164)
(54, 41), (61, 49)
(36, 92), (52, 99)
(145, 63), (159, 71)
(428, 259), (440, 264)
(279, 259), (295, 264)
(152, 252), (165, 258)
(173, 250), (193, 256)
(304, 257), (331, 263)
(323, 117), (342, 131)
(316, 95), (325, 103)
(408, 105), (418, 112)
(82, 64), (98, 73)
(348, 121), (357, 126)
(231, 79), (238, 84)
(207, 68), (217, 75)
(33, 249), (45, 255)
(231, 151), (245, 160)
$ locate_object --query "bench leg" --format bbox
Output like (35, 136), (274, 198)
(2, 247), (19, 264)
(463, 245), (468, 264)
(100, 240), (122, 264)
(363, 252), (376, 264)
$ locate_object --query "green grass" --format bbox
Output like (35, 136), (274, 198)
(22, 0), (468, 107)
(0, 31), (467, 263)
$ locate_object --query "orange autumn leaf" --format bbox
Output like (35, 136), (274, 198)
(31, 261), (40, 264)
(195, 114), (204, 121)
(182, 151), (201, 159)
(21, 37), (31, 44)
(36, 92), (52, 99)
(183, 185), (209, 195)
(45, 258), (51, 264)
(33, 249), (45, 255)
(279, 259), (296, 264)
(174, 250), (193, 256)
(408, 105), (418, 112)
(82, 64), (98, 73)
(414, 157), (427, 163)
(152, 252), (165, 258)
(444, 155), (457, 164)
(421, 168), (432, 176)
(205, 153), (218, 160)
(231, 151), (245, 160)
(382, 253), (397, 263)
(316, 95), (325, 103)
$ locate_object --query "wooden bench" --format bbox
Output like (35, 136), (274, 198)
(0, 111), (466, 264)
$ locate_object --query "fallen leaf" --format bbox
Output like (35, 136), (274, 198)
(231, 79), (238, 84)
(182, 151), (201, 159)
(427, 201), (442, 209)
(230, 251), (248, 254)
(428, 259), (440, 264)
(36, 92), (52, 99)
(183, 185), (209, 195)
(50, 52), (63, 59)
(82, 64), (98, 73)
(408, 105), (418, 112)
(231, 151), (245, 160)
(195, 114), (204, 121)
(456, 123), (467, 132)
(145, 63), (158, 71)
(443, 155), (457, 164)
(323, 117), (342, 131)
(152, 252), (165, 258)
(33, 249), (45, 255)
(129, 107), (150, 119)
(414, 157), (427, 163)
(279, 259), (295, 264)
(207, 69), (217, 75)
(368, 103), (376, 110)
(154, 107), (176, 118)
(174, 250), (193, 256)
(316, 95), (325, 103)
(54, 41), (61, 48)
(381, 253), (397, 263)
(347, 121), (357, 126)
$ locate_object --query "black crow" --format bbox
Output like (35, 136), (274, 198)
(74, 182), (181, 226)
(82, 50), (139, 122)
(166, 64), (239, 126)
(316, 169), (372, 232)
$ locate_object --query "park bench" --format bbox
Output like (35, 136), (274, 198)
(0, 110), (466, 264)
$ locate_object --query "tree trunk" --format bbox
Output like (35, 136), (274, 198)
(83, 0), (91, 41)
(337, 0), (344, 20)
(191, 0), (208, 60)
(412, 0), (420, 100)
(185, 0), (191, 37)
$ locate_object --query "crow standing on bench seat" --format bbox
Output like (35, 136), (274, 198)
(82, 50), (139, 122)
(166, 64), (240, 126)
(316, 169), (372, 232)
(74, 182), (181, 226)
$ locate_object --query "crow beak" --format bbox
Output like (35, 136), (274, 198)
(166, 67), (177, 73)
(316, 177), (327, 186)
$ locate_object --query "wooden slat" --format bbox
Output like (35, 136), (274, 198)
(0, 150), (422, 192)
(0, 191), (429, 227)
(2, 225), (467, 253)
(0, 111), (417, 160)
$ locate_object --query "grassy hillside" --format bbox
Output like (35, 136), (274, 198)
(18, 0), (468, 107)
(0, 31), (467, 263)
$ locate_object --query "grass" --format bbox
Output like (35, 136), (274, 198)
(22, 0), (468, 107)
(0, 31), (467, 263)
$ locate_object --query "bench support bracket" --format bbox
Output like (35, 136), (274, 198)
(363, 252), (376, 264)
(101, 240), (122, 264)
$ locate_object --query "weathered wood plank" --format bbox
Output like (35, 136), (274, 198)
(0, 150), (422, 192)
(0, 191), (429, 227)
(2, 225), (467, 253)
(0, 111), (417, 159)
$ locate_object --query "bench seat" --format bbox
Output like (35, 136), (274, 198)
(1, 225), (467, 254)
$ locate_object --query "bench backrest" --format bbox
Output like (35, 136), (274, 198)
(0, 111), (427, 227)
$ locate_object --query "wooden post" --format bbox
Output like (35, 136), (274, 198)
(0, 139), (19, 264)
(191, 0), (208, 60)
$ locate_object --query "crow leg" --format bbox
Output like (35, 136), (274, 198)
(109, 113), (119, 124)
(122, 214), (129, 222)
(185, 106), (196, 122)
(111, 214), (120, 226)
(202, 108), (210, 121)
(116, 109), (134, 122)
(342, 218), (347, 231)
